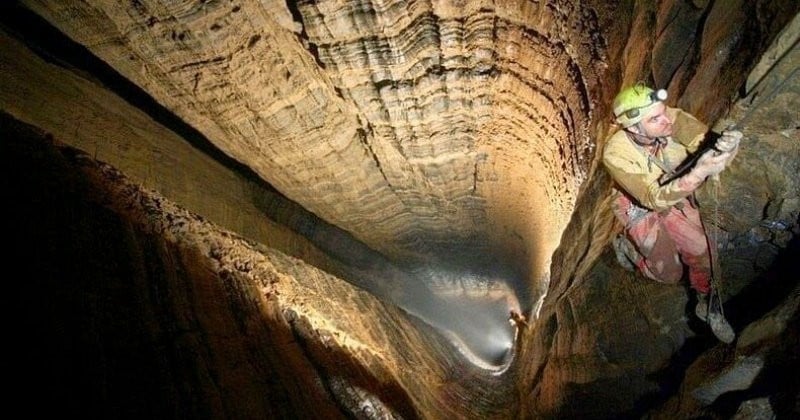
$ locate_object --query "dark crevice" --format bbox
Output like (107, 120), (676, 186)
(624, 235), (799, 417)
(723, 236), (798, 340)
(172, 55), (227, 71)
(356, 125), (392, 187)
(284, 0), (326, 69)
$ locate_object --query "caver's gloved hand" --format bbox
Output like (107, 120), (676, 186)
(679, 149), (732, 191)
(692, 149), (731, 178)
(715, 130), (743, 153)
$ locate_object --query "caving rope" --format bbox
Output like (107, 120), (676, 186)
(698, 66), (798, 319)
(706, 177), (725, 320)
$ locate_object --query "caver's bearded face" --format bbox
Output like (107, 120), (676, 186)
(636, 102), (673, 140)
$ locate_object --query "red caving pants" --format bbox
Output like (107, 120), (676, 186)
(615, 194), (712, 294)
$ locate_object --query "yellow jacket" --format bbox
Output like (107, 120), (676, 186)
(603, 107), (708, 212)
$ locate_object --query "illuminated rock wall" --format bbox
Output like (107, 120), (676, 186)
(2, 1), (798, 418)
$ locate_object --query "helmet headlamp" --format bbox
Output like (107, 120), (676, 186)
(612, 84), (668, 128)
(624, 89), (668, 119)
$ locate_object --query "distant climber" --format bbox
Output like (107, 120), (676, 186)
(602, 83), (741, 343)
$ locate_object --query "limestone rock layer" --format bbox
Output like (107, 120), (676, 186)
(20, 0), (603, 283)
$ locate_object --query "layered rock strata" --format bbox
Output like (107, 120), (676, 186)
(2, 0), (799, 418)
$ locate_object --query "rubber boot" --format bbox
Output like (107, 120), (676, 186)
(707, 289), (735, 344)
(613, 235), (637, 272)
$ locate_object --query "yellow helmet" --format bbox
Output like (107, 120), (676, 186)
(612, 83), (668, 128)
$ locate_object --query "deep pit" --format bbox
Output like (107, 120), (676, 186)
(3, 1), (798, 418)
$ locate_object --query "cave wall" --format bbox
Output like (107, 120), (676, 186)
(520, 4), (800, 418)
(0, 18), (434, 310)
(5, 112), (521, 418)
(16, 0), (611, 288)
(0, 18), (351, 279)
(0, 6), (520, 366)
(1, 0), (798, 418)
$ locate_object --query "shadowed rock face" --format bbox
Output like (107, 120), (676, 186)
(1, 1), (798, 418)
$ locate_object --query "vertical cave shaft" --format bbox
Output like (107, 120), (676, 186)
(3, 0), (798, 418)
